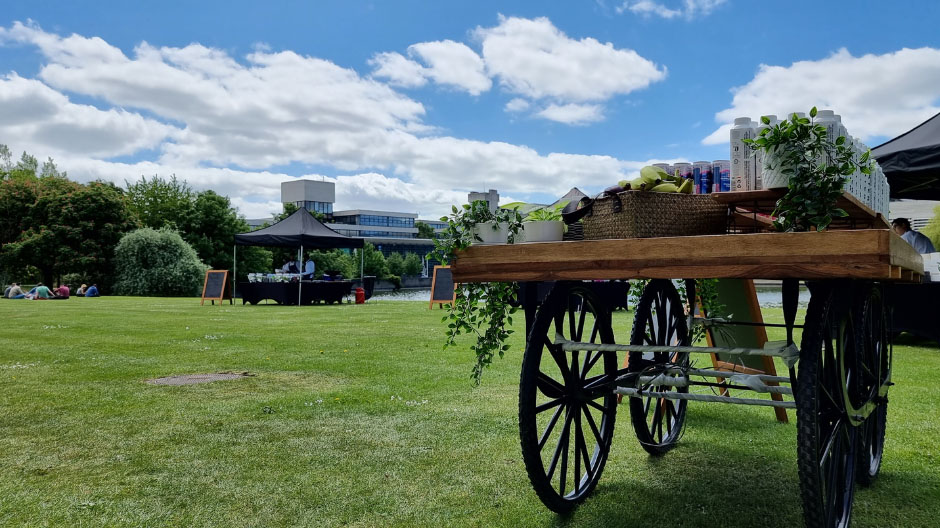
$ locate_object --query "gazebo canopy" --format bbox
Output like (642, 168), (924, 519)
(234, 207), (364, 249)
(872, 111), (940, 199)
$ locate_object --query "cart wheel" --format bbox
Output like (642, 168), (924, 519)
(853, 284), (890, 487)
(627, 279), (689, 456)
(797, 284), (858, 528)
(519, 282), (617, 513)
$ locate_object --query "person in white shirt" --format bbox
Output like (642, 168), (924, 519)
(892, 218), (936, 254)
(281, 259), (299, 273)
(302, 256), (316, 280)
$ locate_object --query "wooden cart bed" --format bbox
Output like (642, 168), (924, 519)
(452, 229), (923, 283)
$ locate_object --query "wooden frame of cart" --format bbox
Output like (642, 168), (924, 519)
(451, 228), (922, 528)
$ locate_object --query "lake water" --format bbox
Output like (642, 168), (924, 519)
(373, 285), (811, 308)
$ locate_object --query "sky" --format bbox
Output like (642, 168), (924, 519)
(1, 1), (939, 220)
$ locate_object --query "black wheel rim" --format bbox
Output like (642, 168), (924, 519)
(520, 283), (617, 510)
(628, 280), (688, 453)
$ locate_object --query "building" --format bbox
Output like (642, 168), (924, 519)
(468, 189), (499, 212)
(281, 179), (335, 218)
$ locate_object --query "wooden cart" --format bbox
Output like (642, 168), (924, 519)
(451, 193), (923, 528)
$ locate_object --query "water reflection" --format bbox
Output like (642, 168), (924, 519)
(373, 286), (811, 308)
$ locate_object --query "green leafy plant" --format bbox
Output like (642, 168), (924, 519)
(745, 107), (873, 232)
(525, 203), (565, 222)
(429, 200), (523, 384)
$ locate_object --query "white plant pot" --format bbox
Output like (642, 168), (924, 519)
(761, 150), (790, 189)
(472, 221), (509, 244)
(520, 221), (564, 243)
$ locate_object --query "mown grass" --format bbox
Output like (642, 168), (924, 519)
(0, 297), (938, 527)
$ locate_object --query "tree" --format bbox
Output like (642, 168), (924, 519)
(0, 173), (137, 289)
(125, 175), (271, 282)
(113, 227), (208, 296)
(416, 221), (436, 239)
(361, 243), (388, 278)
(125, 175), (194, 231)
(922, 204), (940, 251)
(310, 249), (357, 279)
(386, 252), (404, 276)
(402, 252), (423, 276)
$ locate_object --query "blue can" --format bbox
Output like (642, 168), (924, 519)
(713, 160), (731, 192)
(693, 161), (712, 194)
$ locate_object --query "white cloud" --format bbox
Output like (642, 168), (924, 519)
(616, 0), (726, 19)
(0, 73), (179, 158)
(703, 47), (940, 145)
(0, 21), (659, 219)
(408, 40), (491, 95)
(368, 51), (428, 88)
(504, 98), (530, 112)
(475, 15), (666, 103)
(370, 40), (490, 95)
(535, 103), (605, 125)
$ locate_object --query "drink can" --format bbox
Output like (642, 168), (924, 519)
(674, 162), (693, 181)
(693, 161), (712, 194)
(712, 160), (731, 192)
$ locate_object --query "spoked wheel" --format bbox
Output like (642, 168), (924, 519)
(797, 283), (858, 528)
(852, 284), (890, 486)
(519, 282), (618, 513)
(627, 279), (689, 456)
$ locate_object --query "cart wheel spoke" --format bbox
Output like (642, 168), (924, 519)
(537, 371), (566, 398)
(582, 402), (605, 448)
(538, 404), (566, 450)
(536, 397), (565, 415)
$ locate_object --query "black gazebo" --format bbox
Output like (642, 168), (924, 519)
(233, 208), (364, 304)
(873, 111), (940, 199)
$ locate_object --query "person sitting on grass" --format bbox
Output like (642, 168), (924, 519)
(85, 284), (99, 297)
(51, 284), (70, 299)
(28, 282), (54, 300)
(6, 283), (26, 299)
(76, 284), (86, 296)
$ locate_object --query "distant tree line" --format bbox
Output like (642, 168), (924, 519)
(1, 145), (427, 295)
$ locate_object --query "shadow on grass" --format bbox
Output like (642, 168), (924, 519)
(536, 427), (940, 528)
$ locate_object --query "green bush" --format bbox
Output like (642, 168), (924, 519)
(113, 227), (208, 296)
(386, 253), (404, 276)
(402, 253), (423, 276)
(311, 249), (357, 279)
(385, 274), (402, 290)
(922, 204), (940, 251)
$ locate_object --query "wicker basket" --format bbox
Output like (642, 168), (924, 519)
(581, 191), (728, 239)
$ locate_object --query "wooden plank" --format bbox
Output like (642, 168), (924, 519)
(452, 230), (923, 283)
(711, 190), (890, 230)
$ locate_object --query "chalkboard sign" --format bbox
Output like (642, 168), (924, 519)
(201, 270), (231, 305)
(429, 266), (456, 309)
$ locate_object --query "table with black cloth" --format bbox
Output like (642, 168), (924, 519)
(885, 282), (940, 344)
(238, 280), (353, 305)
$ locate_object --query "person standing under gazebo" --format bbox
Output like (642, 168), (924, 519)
(302, 255), (316, 280)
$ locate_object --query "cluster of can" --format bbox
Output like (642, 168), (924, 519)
(651, 161), (731, 195)
(728, 111), (890, 217)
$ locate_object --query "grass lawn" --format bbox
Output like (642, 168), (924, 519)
(1, 296), (939, 527)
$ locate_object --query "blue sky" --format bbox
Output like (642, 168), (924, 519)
(1, 1), (939, 218)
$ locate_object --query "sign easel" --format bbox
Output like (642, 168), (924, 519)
(429, 265), (456, 309)
(201, 270), (233, 305)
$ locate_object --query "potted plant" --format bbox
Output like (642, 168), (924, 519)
(746, 107), (873, 232)
(429, 200), (522, 384)
(520, 203), (566, 242)
(466, 201), (522, 244)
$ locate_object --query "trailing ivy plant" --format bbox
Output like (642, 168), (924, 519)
(429, 200), (523, 384)
(745, 107), (873, 232)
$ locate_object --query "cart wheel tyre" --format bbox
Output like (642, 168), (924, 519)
(853, 284), (890, 487)
(519, 282), (617, 513)
(627, 279), (689, 456)
(797, 284), (858, 528)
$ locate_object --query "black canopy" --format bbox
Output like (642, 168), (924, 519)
(234, 207), (364, 249)
(873, 111), (940, 199)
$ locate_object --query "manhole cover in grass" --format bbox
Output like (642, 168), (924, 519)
(147, 372), (255, 385)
